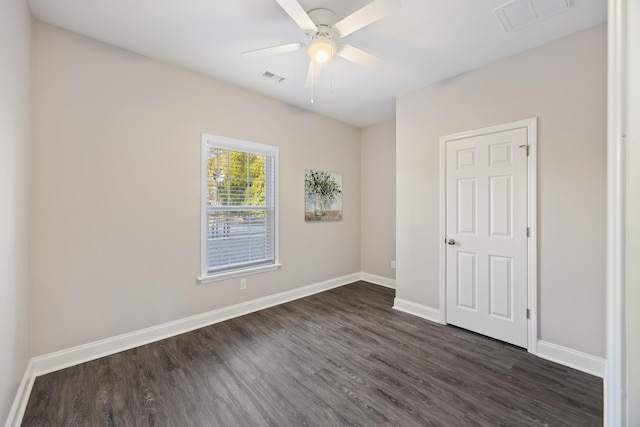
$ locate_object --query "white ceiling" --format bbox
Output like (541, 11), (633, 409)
(28, 0), (606, 127)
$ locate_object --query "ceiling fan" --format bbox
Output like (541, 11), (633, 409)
(243, 0), (401, 88)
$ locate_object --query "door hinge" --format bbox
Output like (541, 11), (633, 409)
(520, 144), (530, 156)
(526, 308), (530, 319)
(527, 227), (530, 238)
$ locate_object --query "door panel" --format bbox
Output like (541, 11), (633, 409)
(489, 255), (512, 319)
(489, 142), (512, 165)
(457, 178), (477, 235)
(489, 175), (512, 237)
(457, 252), (477, 310)
(456, 148), (476, 168)
(446, 127), (528, 348)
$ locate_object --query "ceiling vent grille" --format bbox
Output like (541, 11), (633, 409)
(495, 0), (570, 33)
(261, 71), (285, 83)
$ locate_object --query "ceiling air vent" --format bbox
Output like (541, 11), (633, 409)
(261, 71), (285, 83)
(495, 0), (570, 33)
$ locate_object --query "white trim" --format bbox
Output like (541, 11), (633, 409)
(197, 263), (282, 284)
(200, 134), (209, 279)
(438, 134), (447, 324)
(537, 340), (606, 379)
(4, 360), (35, 427)
(438, 118), (538, 352)
(393, 298), (442, 324)
(526, 120), (538, 354)
(360, 272), (396, 289)
(32, 273), (360, 376)
(202, 134), (279, 156)
(606, 0), (628, 425)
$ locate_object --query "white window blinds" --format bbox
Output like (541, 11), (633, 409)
(201, 135), (277, 278)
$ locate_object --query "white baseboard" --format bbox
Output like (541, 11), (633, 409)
(360, 272), (396, 289)
(536, 340), (606, 378)
(393, 298), (442, 324)
(4, 360), (35, 427)
(32, 272), (360, 376)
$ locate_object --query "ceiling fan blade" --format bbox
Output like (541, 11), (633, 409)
(305, 60), (323, 88)
(242, 43), (303, 58)
(337, 45), (386, 70)
(274, 0), (317, 32)
(334, 0), (401, 37)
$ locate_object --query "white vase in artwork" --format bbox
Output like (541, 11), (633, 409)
(314, 194), (326, 218)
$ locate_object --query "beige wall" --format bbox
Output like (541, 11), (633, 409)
(0, 0), (31, 422)
(396, 25), (607, 357)
(30, 22), (361, 356)
(361, 120), (396, 280)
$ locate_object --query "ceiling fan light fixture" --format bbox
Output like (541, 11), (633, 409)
(307, 35), (336, 63)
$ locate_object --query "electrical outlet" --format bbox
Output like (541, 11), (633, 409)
(240, 279), (247, 290)
(391, 260), (396, 269)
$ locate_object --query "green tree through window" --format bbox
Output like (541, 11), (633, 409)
(208, 149), (266, 208)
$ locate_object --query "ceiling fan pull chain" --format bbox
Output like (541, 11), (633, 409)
(330, 64), (333, 94)
(311, 66), (315, 103)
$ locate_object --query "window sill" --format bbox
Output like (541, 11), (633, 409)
(197, 263), (282, 285)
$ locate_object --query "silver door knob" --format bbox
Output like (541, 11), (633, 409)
(447, 239), (456, 245)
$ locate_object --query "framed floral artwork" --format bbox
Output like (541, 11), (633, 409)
(304, 169), (342, 221)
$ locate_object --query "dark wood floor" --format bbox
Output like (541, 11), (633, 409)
(22, 282), (602, 426)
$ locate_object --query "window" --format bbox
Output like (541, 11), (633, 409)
(199, 134), (279, 283)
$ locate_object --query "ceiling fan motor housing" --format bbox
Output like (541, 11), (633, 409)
(307, 8), (338, 28)
(306, 8), (338, 63)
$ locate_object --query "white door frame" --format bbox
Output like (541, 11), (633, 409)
(438, 118), (538, 353)
(606, 0), (629, 425)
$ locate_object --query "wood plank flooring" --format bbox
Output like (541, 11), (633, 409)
(22, 282), (603, 426)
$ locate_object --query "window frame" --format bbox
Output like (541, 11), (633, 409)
(198, 133), (280, 284)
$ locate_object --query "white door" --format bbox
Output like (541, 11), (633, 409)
(445, 127), (528, 348)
